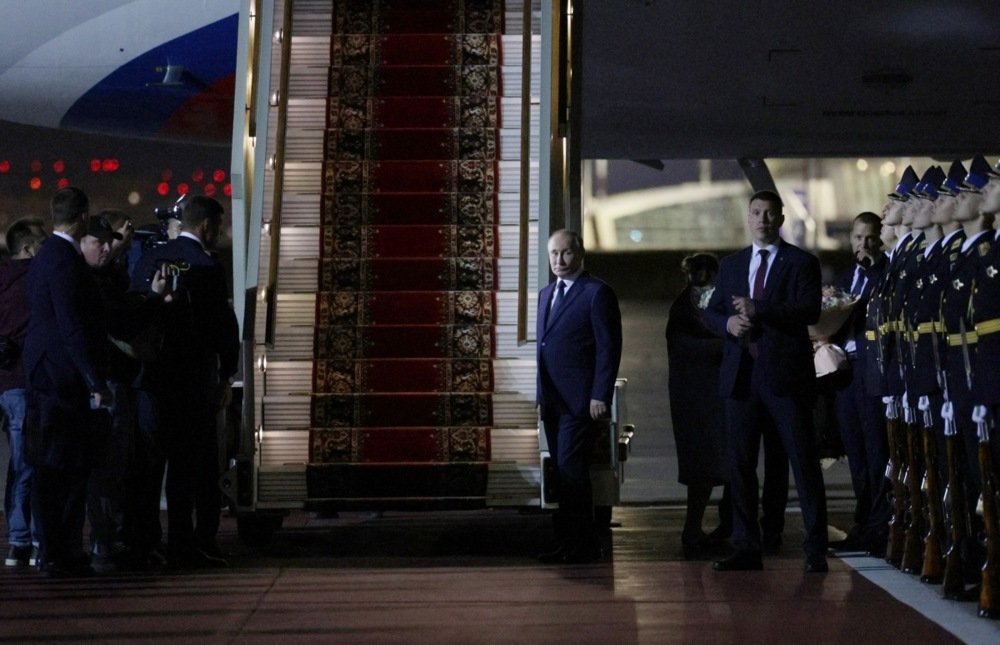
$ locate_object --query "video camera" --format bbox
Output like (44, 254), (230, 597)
(136, 198), (185, 251)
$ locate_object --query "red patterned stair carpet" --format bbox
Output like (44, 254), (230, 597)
(309, 0), (504, 504)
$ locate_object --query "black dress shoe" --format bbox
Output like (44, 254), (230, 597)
(864, 534), (888, 559)
(713, 550), (763, 571)
(536, 546), (568, 564)
(43, 560), (96, 578)
(168, 548), (228, 570)
(561, 544), (602, 564)
(198, 540), (230, 560)
(828, 536), (863, 551)
(762, 533), (782, 555)
(682, 534), (716, 560)
(707, 525), (732, 543)
(805, 553), (829, 573)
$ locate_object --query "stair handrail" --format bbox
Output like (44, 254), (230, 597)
(262, 0), (294, 347)
(517, 0), (534, 344)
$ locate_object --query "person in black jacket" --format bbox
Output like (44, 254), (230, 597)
(830, 211), (890, 555)
(666, 253), (729, 556)
(82, 214), (170, 571)
(23, 187), (114, 577)
(704, 190), (828, 573)
(130, 196), (239, 568)
(0, 218), (47, 568)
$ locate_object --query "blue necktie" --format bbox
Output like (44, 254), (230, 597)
(547, 280), (565, 327)
(850, 267), (864, 296)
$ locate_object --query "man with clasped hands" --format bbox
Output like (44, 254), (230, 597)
(703, 190), (829, 573)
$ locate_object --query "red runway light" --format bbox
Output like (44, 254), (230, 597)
(157, 182), (170, 196)
(0, 160), (10, 173)
(192, 168), (204, 182)
(177, 183), (190, 195)
(29, 177), (42, 190)
(90, 159), (102, 172)
(213, 169), (226, 183)
(102, 158), (119, 172)
(57, 177), (70, 189)
(30, 160), (42, 173)
(53, 159), (65, 174)
(203, 183), (217, 197)
(223, 183), (232, 197)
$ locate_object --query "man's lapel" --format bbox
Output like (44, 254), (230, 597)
(735, 247), (752, 297)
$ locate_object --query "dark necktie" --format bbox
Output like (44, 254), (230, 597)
(752, 249), (769, 299)
(547, 280), (565, 327)
(747, 251), (769, 359)
(850, 266), (864, 296)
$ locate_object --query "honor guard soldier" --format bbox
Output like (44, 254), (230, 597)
(903, 162), (967, 584)
(865, 165), (917, 565)
(887, 167), (934, 574)
(939, 156), (997, 598)
(967, 157), (1000, 616)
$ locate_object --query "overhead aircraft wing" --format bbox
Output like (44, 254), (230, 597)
(0, 0), (238, 143)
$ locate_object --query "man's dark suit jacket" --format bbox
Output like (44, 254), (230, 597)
(703, 240), (821, 398)
(130, 235), (239, 392)
(23, 235), (108, 469)
(536, 271), (622, 418)
(832, 253), (888, 360)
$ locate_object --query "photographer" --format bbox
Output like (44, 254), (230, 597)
(82, 215), (171, 571)
(130, 196), (239, 569)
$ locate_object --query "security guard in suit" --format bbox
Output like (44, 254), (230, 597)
(24, 188), (114, 577)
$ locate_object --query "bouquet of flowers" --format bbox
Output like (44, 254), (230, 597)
(808, 285), (859, 377)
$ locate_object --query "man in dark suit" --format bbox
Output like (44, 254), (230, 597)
(23, 187), (114, 577)
(831, 211), (890, 555)
(704, 189), (828, 573)
(536, 229), (622, 564)
(130, 195), (239, 568)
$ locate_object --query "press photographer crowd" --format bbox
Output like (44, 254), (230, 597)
(0, 187), (238, 577)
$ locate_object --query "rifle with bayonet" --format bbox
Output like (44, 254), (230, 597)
(876, 307), (906, 566)
(933, 298), (967, 596)
(941, 398), (970, 599)
(899, 318), (925, 575)
(916, 319), (944, 584)
(974, 407), (1000, 617)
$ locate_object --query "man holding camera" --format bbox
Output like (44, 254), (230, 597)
(130, 196), (239, 568)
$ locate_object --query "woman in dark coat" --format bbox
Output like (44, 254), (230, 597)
(666, 253), (730, 555)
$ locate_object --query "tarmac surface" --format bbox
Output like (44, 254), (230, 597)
(1, 298), (999, 642)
